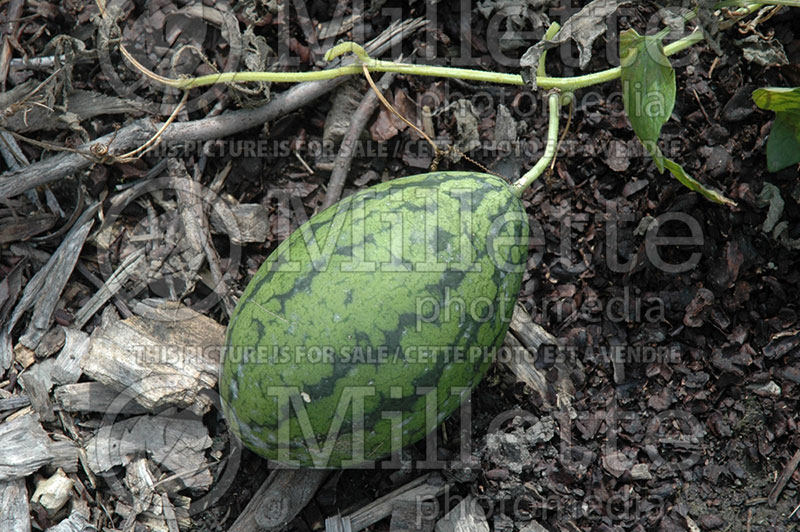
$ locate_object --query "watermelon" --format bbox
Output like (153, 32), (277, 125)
(219, 171), (528, 468)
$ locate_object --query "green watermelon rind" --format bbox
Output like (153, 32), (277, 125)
(220, 171), (528, 468)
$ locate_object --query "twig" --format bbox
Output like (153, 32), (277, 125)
(346, 473), (450, 532)
(358, 58), (499, 179)
(227, 469), (328, 532)
(169, 168), (237, 318)
(789, 499), (800, 520)
(73, 247), (144, 329)
(15, 205), (100, 349)
(551, 93), (574, 172)
(74, 260), (134, 320)
(0, 18), (426, 200)
(322, 70), (399, 209)
(360, 63), (435, 154)
(0, 130), (29, 171)
(196, 95), (231, 177)
(0, 0), (25, 86)
(112, 91), (189, 162)
(10, 55), (59, 70)
(768, 447), (800, 506)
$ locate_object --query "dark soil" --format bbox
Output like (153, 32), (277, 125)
(2, 1), (799, 531)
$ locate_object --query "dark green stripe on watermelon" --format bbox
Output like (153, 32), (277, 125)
(220, 171), (528, 468)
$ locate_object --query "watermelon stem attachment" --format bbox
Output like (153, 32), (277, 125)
(512, 92), (561, 196)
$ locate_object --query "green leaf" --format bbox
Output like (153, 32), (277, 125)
(619, 28), (676, 172)
(765, 111), (800, 172)
(751, 87), (800, 172)
(661, 153), (737, 207)
(752, 87), (800, 112)
(617, 29), (732, 205)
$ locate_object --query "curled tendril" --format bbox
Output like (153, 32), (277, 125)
(324, 42), (372, 64)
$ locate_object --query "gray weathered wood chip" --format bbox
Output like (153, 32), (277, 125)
(81, 299), (224, 414)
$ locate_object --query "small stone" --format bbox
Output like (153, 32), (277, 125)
(704, 145), (731, 178)
(697, 512), (726, 530)
(722, 86), (755, 122)
(630, 463), (652, 480)
(31, 468), (74, 516)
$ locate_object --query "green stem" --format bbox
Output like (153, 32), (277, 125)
(173, 25), (705, 91)
(537, 22), (562, 78)
(174, 66), (365, 89)
(357, 60), (525, 85)
(716, 0), (799, 7)
(512, 93), (560, 195)
(162, 0), (779, 93)
(539, 27), (704, 90)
